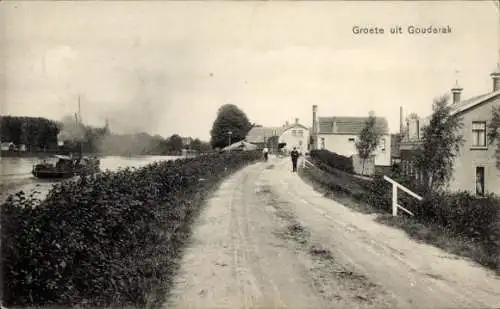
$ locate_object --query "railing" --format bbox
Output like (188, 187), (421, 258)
(302, 157), (309, 169)
(302, 159), (423, 217)
(302, 157), (374, 182)
(383, 175), (423, 216)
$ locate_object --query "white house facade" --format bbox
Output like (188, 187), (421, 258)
(245, 118), (310, 153)
(311, 110), (391, 172)
(278, 119), (310, 153)
(400, 70), (500, 196)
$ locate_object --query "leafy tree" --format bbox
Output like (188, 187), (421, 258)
(407, 112), (419, 121)
(355, 112), (382, 175)
(487, 106), (500, 169)
(189, 138), (212, 153)
(190, 138), (203, 152)
(415, 95), (464, 192)
(166, 134), (183, 153)
(210, 104), (252, 149)
(0, 114), (195, 156)
(267, 136), (279, 151)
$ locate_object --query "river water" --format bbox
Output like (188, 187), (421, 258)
(0, 155), (183, 202)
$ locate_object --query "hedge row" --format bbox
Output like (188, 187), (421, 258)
(366, 175), (500, 266)
(309, 149), (354, 174)
(301, 157), (500, 271)
(1, 151), (261, 307)
(300, 160), (372, 202)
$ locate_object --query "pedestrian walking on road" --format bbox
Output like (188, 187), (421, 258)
(290, 147), (300, 172)
(263, 147), (269, 162)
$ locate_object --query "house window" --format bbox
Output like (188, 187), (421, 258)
(292, 130), (297, 136)
(298, 130), (303, 137)
(320, 137), (325, 149)
(409, 161), (415, 177)
(476, 166), (485, 196)
(380, 138), (386, 151)
(472, 122), (486, 147)
(348, 138), (355, 142)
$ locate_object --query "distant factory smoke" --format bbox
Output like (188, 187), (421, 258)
(57, 113), (85, 145)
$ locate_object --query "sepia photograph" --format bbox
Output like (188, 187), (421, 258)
(1, 0), (500, 308)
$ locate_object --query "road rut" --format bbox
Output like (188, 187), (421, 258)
(166, 157), (500, 309)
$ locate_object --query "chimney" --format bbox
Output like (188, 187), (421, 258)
(295, 118), (299, 125)
(399, 106), (403, 135)
(491, 65), (500, 92)
(312, 105), (318, 133)
(312, 105), (318, 150)
(451, 81), (463, 104)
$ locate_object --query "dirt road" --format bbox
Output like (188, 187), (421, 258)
(166, 157), (500, 309)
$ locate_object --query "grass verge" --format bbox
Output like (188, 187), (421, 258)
(298, 161), (500, 275)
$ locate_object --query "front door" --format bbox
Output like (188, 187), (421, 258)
(475, 166), (485, 196)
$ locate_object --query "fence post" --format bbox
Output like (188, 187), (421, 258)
(392, 183), (398, 217)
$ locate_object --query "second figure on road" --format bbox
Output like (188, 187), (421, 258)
(263, 147), (269, 162)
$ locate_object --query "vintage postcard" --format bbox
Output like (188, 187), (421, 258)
(1, 1), (500, 308)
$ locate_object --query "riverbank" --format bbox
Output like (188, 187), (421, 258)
(1, 150), (57, 158)
(0, 155), (185, 202)
(0, 150), (186, 158)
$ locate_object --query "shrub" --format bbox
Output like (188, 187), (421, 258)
(1, 151), (261, 307)
(301, 160), (370, 199)
(365, 173), (500, 268)
(303, 157), (500, 271)
(418, 192), (500, 240)
(364, 175), (391, 212)
(309, 149), (354, 174)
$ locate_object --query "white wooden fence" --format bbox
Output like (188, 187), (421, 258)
(302, 159), (423, 217)
(383, 175), (423, 217)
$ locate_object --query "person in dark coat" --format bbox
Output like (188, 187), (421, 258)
(290, 147), (300, 172)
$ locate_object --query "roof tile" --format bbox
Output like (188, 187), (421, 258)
(318, 116), (389, 134)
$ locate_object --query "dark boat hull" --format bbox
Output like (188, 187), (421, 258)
(32, 166), (100, 179)
(32, 170), (75, 179)
(31, 155), (101, 180)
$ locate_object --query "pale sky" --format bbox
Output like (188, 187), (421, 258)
(1, 1), (498, 141)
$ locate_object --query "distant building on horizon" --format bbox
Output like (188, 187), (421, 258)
(245, 118), (310, 153)
(181, 137), (193, 147)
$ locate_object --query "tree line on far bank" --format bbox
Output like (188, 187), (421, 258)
(1, 103), (257, 156)
(0, 116), (211, 156)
